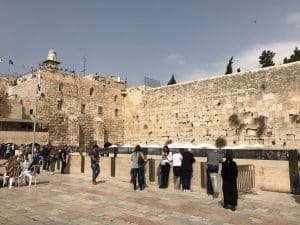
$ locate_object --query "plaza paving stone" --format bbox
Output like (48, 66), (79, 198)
(0, 171), (299, 225)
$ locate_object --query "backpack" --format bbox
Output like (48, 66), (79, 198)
(138, 155), (145, 165)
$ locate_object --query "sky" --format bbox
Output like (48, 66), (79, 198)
(0, 0), (299, 87)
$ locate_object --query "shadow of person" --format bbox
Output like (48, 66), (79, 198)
(292, 195), (300, 204)
(97, 180), (106, 184)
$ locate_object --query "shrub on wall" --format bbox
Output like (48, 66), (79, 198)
(254, 116), (267, 137)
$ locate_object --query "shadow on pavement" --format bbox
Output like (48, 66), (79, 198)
(292, 195), (300, 204)
(97, 180), (106, 184)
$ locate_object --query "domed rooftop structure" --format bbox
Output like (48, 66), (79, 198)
(47, 49), (58, 62)
(42, 49), (60, 69)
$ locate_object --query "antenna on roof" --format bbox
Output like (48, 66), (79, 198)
(82, 56), (86, 76)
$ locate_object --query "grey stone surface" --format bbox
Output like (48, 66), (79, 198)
(0, 172), (299, 225)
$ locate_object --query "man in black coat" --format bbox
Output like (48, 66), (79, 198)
(221, 151), (238, 211)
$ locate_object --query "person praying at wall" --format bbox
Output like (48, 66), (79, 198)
(221, 151), (238, 211)
(181, 148), (195, 192)
(159, 145), (172, 188)
(207, 137), (225, 197)
(172, 149), (183, 190)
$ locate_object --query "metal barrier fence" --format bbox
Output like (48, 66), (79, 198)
(200, 162), (255, 194)
(237, 165), (255, 193)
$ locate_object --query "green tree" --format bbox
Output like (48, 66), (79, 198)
(283, 47), (300, 64)
(259, 50), (275, 68)
(225, 56), (233, 75)
(167, 74), (176, 85)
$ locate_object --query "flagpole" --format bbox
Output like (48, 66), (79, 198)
(8, 63), (10, 80)
(31, 72), (39, 157)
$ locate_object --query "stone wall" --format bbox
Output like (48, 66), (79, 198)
(0, 131), (48, 145)
(124, 62), (300, 149)
(2, 59), (300, 149)
(8, 69), (126, 147)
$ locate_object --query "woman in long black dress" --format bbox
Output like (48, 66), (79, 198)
(221, 151), (238, 211)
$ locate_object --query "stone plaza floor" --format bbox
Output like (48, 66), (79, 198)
(0, 171), (299, 225)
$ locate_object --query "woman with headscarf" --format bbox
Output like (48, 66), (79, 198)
(221, 151), (238, 211)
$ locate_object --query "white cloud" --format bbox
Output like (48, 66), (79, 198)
(234, 41), (300, 71)
(179, 68), (210, 82)
(181, 40), (300, 82)
(287, 12), (300, 25)
(167, 53), (186, 65)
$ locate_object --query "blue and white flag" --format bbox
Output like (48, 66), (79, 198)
(37, 73), (41, 99)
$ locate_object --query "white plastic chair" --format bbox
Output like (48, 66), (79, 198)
(6, 166), (23, 189)
(23, 165), (40, 187)
(2, 172), (9, 187)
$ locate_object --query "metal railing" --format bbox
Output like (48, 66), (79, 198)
(201, 162), (255, 194)
(237, 164), (255, 193)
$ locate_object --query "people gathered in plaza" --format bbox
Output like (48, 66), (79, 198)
(0, 139), (241, 212)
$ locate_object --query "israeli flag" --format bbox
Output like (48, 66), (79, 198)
(37, 74), (41, 99)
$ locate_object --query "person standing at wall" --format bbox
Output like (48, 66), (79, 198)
(89, 145), (100, 185)
(60, 146), (68, 174)
(130, 145), (146, 190)
(221, 151), (238, 211)
(159, 145), (172, 189)
(5, 144), (11, 159)
(42, 145), (50, 170)
(49, 147), (58, 174)
(181, 148), (195, 192)
(207, 137), (225, 196)
(172, 149), (183, 190)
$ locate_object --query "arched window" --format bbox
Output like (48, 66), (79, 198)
(90, 87), (94, 96)
(59, 83), (63, 91)
(98, 106), (103, 115)
(57, 100), (63, 111)
(115, 109), (118, 117)
(114, 95), (118, 102)
(81, 104), (86, 114)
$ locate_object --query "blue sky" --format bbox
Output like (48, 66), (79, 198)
(0, 0), (299, 86)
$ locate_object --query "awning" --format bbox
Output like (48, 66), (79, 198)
(0, 118), (47, 123)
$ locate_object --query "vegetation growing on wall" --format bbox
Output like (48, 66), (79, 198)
(215, 137), (227, 148)
(254, 116), (267, 137)
(229, 114), (240, 127)
(290, 114), (300, 124)
(228, 114), (246, 135)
